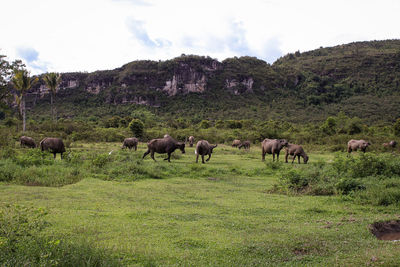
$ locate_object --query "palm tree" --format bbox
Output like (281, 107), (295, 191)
(12, 70), (38, 132)
(43, 72), (61, 122)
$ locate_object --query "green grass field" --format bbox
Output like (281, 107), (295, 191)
(1, 143), (400, 266)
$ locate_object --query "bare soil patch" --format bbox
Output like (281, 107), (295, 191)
(370, 220), (400, 241)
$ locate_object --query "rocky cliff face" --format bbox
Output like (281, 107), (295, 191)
(30, 55), (262, 106)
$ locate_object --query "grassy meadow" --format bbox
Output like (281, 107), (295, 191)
(1, 142), (400, 266)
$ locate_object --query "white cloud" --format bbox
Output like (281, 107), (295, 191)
(0, 0), (399, 74)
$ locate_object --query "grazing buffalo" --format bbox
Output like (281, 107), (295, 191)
(232, 139), (241, 148)
(40, 137), (66, 159)
(285, 144), (309, 164)
(195, 140), (217, 163)
(122, 137), (138, 150)
(143, 136), (185, 162)
(383, 140), (397, 150)
(238, 140), (251, 150)
(20, 136), (36, 148)
(188, 136), (195, 147)
(347, 139), (371, 154)
(261, 139), (288, 161)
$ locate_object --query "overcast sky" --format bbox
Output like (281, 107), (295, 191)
(1, 0), (399, 74)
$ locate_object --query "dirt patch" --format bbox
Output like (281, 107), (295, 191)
(370, 220), (400, 241)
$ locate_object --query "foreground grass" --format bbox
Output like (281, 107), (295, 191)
(1, 143), (400, 266)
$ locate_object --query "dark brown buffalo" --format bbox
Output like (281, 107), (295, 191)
(122, 137), (138, 150)
(20, 136), (36, 148)
(143, 136), (185, 162)
(285, 144), (309, 164)
(238, 140), (251, 150)
(40, 137), (66, 159)
(188, 136), (195, 147)
(261, 139), (288, 161)
(232, 139), (241, 148)
(195, 140), (217, 163)
(347, 139), (371, 154)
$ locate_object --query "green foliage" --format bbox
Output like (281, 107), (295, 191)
(129, 119), (144, 138)
(0, 204), (121, 266)
(394, 118), (400, 137)
(320, 116), (337, 135)
(199, 120), (210, 129)
(91, 154), (110, 168)
(105, 116), (122, 128)
(226, 120), (242, 129)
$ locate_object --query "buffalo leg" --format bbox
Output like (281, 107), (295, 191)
(285, 152), (288, 163)
(61, 153), (63, 160)
(206, 154), (211, 162)
(196, 154), (199, 163)
(134, 145), (137, 151)
(292, 155), (296, 164)
(298, 156), (301, 164)
(165, 153), (171, 162)
(143, 149), (150, 159)
(276, 151), (280, 161)
(150, 152), (156, 162)
(272, 153), (275, 162)
(262, 151), (265, 161)
(201, 155), (205, 164)
(53, 153), (56, 159)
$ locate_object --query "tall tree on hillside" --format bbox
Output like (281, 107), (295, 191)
(12, 69), (38, 132)
(43, 72), (61, 122)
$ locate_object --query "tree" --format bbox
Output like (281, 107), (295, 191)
(129, 119), (144, 138)
(43, 72), (61, 122)
(0, 55), (24, 116)
(320, 116), (337, 136)
(12, 70), (38, 132)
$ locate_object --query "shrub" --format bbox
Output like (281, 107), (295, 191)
(14, 149), (53, 167)
(92, 154), (110, 168)
(129, 119), (144, 138)
(199, 120), (211, 129)
(335, 178), (365, 194)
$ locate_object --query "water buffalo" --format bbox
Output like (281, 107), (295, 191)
(40, 137), (66, 159)
(122, 137), (138, 150)
(20, 136), (36, 148)
(143, 136), (185, 162)
(285, 144), (309, 164)
(383, 140), (397, 150)
(347, 139), (371, 154)
(261, 139), (288, 161)
(238, 140), (251, 150)
(195, 140), (217, 163)
(232, 139), (241, 148)
(188, 136), (195, 147)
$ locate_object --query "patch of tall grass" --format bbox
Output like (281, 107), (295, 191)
(274, 153), (400, 205)
(0, 204), (122, 266)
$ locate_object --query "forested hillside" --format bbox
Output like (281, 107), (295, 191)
(3, 39), (400, 125)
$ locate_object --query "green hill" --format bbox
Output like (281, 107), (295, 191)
(15, 39), (400, 124)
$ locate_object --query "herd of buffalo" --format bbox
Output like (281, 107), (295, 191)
(19, 135), (397, 163)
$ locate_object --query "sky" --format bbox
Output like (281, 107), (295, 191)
(1, 0), (399, 74)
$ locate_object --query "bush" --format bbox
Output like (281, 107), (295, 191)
(92, 154), (110, 168)
(199, 120), (210, 129)
(14, 149), (53, 167)
(335, 178), (365, 194)
(129, 119), (144, 138)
